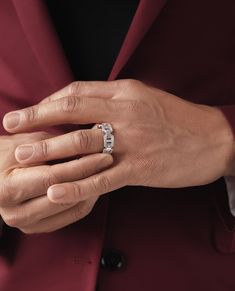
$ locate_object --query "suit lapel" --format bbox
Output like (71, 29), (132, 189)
(108, 0), (168, 80)
(12, 0), (74, 90)
(12, 0), (168, 84)
(6, 0), (168, 277)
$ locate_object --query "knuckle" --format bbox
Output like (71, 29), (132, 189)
(126, 78), (139, 86)
(72, 183), (82, 202)
(108, 79), (123, 90)
(24, 106), (37, 123)
(59, 96), (82, 113)
(71, 130), (90, 151)
(38, 140), (49, 159)
(3, 213), (21, 228)
(122, 78), (141, 90)
(93, 175), (112, 193)
(68, 81), (84, 95)
(3, 207), (33, 228)
(4, 216), (18, 228)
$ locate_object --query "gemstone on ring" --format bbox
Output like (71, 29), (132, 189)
(97, 123), (114, 154)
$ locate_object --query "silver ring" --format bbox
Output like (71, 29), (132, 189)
(96, 123), (114, 154)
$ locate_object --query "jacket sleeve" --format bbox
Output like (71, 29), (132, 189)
(218, 105), (235, 137)
(212, 105), (235, 253)
(224, 177), (235, 216)
(218, 105), (235, 215)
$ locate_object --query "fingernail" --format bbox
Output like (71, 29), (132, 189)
(16, 145), (34, 160)
(4, 112), (21, 129)
(48, 186), (66, 201)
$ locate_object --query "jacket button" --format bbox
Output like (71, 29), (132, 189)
(100, 248), (124, 271)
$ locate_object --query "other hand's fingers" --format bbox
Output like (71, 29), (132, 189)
(19, 198), (97, 234)
(47, 163), (130, 204)
(0, 194), (77, 229)
(0, 153), (113, 207)
(15, 129), (103, 164)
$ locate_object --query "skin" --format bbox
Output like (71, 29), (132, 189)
(2, 79), (235, 234)
(0, 132), (113, 233)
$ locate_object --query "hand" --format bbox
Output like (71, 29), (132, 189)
(3, 79), (235, 206)
(0, 132), (51, 173)
(0, 132), (113, 233)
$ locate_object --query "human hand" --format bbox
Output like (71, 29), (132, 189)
(0, 132), (113, 233)
(3, 79), (235, 206)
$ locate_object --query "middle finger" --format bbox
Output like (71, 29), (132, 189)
(15, 129), (103, 164)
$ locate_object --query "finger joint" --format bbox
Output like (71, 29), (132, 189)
(68, 81), (84, 95)
(93, 175), (112, 194)
(72, 183), (82, 202)
(71, 130), (90, 151)
(59, 96), (82, 114)
(24, 106), (37, 123)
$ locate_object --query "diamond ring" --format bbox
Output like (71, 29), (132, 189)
(96, 123), (114, 154)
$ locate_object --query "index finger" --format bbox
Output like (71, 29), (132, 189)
(3, 96), (116, 133)
(40, 80), (117, 104)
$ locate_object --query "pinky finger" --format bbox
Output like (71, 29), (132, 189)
(20, 197), (97, 234)
(47, 163), (130, 204)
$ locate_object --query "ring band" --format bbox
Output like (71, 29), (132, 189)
(97, 123), (114, 154)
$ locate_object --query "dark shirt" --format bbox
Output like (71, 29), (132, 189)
(46, 0), (139, 80)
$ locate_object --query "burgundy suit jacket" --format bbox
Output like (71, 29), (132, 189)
(0, 0), (235, 290)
